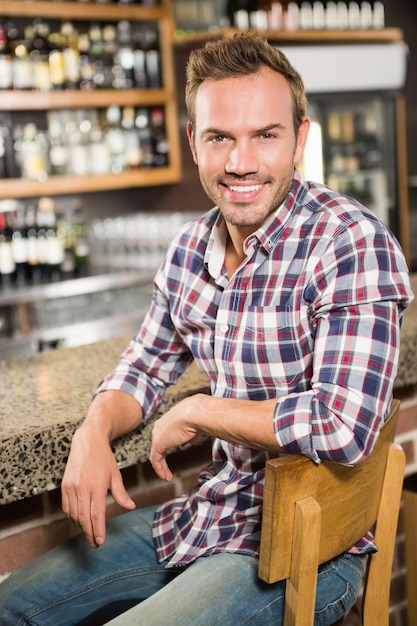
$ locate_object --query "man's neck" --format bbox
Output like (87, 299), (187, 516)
(224, 227), (247, 277)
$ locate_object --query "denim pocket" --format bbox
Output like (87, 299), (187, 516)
(314, 553), (367, 626)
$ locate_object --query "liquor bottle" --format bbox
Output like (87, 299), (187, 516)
(11, 25), (34, 90)
(225, 1), (250, 27)
(144, 28), (162, 89)
(0, 22), (13, 90)
(249, 1), (270, 30)
(30, 19), (51, 92)
(101, 23), (117, 89)
(135, 107), (153, 168)
(19, 122), (50, 181)
(299, 2), (314, 29)
(312, 1), (325, 29)
(0, 112), (19, 178)
(61, 20), (81, 89)
(78, 31), (96, 90)
(269, 2), (284, 30)
(90, 117), (112, 174)
(104, 105), (126, 173)
(35, 199), (48, 282)
(325, 1), (339, 28)
(67, 109), (91, 176)
(372, 1), (385, 28)
(48, 31), (66, 90)
(337, 2), (349, 29)
(0, 129), (6, 179)
(55, 204), (75, 280)
(347, 1), (361, 28)
(133, 40), (147, 89)
(114, 21), (135, 89)
(37, 196), (64, 282)
(88, 22), (106, 88)
(48, 110), (70, 175)
(10, 203), (29, 287)
(71, 200), (90, 277)
(360, 1), (373, 29)
(150, 107), (169, 167)
(121, 106), (142, 169)
(0, 209), (16, 289)
(285, 2), (300, 30)
(25, 203), (42, 285)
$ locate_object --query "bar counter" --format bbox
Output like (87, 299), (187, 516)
(0, 336), (210, 506)
(1, 273), (415, 507)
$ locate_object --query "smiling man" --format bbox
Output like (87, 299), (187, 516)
(0, 33), (413, 626)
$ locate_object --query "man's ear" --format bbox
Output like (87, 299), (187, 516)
(294, 116), (311, 164)
(186, 122), (198, 165)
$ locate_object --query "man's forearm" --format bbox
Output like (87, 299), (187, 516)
(189, 394), (280, 451)
(150, 393), (281, 481)
(81, 389), (143, 442)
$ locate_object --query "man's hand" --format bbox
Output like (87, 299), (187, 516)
(61, 425), (136, 548)
(61, 390), (142, 547)
(150, 396), (202, 481)
(150, 393), (279, 482)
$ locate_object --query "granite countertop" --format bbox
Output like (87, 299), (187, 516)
(0, 335), (210, 506)
(0, 273), (415, 506)
(395, 272), (417, 388)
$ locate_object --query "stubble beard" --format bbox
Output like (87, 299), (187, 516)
(199, 173), (294, 229)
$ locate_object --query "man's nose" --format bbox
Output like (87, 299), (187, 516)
(225, 140), (259, 175)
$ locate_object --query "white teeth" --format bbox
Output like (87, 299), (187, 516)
(229, 184), (262, 193)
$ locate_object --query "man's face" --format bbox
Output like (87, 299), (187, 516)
(187, 67), (310, 236)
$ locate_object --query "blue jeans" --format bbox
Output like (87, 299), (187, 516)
(0, 505), (366, 626)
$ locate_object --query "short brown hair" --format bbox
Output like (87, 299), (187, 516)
(185, 33), (307, 135)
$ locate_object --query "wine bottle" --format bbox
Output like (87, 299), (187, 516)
(30, 19), (52, 92)
(0, 22), (13, 90)
(0, 208), (16, 289)
(10, 203), (29, 287)
(38, 196), (64, 282)
(71, 200), (90, 277)
(48, 30), (66, 90)
(25, 203), (42, 285)
(11, 25), (35, 90)
(61, 20), (81, 89)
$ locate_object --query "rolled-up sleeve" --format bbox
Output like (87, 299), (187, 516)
(273, 221), (412, 465)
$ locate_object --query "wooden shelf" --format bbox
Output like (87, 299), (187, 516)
(0, 167), (181, 199)
(0, 89), (172, 111)
(1, 0), (165, 22)
(174, 27), (404, 45)
(1, 0), (182, 195)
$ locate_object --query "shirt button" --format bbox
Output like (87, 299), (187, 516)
(220, 324), (229, 333)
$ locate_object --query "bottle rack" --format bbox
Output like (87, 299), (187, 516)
(0, 0), (181, 199)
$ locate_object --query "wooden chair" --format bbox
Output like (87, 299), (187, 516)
(259, 399), (405, 626)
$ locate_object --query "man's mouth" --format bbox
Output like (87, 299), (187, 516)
(227, 184), (263, 193)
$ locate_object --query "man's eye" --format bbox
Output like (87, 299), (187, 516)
(211, 135), (225, 142)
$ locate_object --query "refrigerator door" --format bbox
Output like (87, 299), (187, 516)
(301, 95), (398, 234)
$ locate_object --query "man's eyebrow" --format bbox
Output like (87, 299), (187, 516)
(200, 127), (227, 136)
(200, 123), (286, 136)
(256, 123), (286, 133)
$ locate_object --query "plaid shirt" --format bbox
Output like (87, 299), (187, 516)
(98, 170), (413, 568)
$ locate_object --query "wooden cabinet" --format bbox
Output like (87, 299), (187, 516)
(0, 0), (181, 199)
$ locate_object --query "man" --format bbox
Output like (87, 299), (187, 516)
(0, 33), (412, 625)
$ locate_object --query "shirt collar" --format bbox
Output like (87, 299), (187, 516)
(251, 170), (308, 253)
(204, 170), (309, 276)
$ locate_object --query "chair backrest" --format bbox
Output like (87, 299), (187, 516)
(258, 399), (405, 626)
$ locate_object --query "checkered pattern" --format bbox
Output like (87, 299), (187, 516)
(98, 170), (413, 568)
